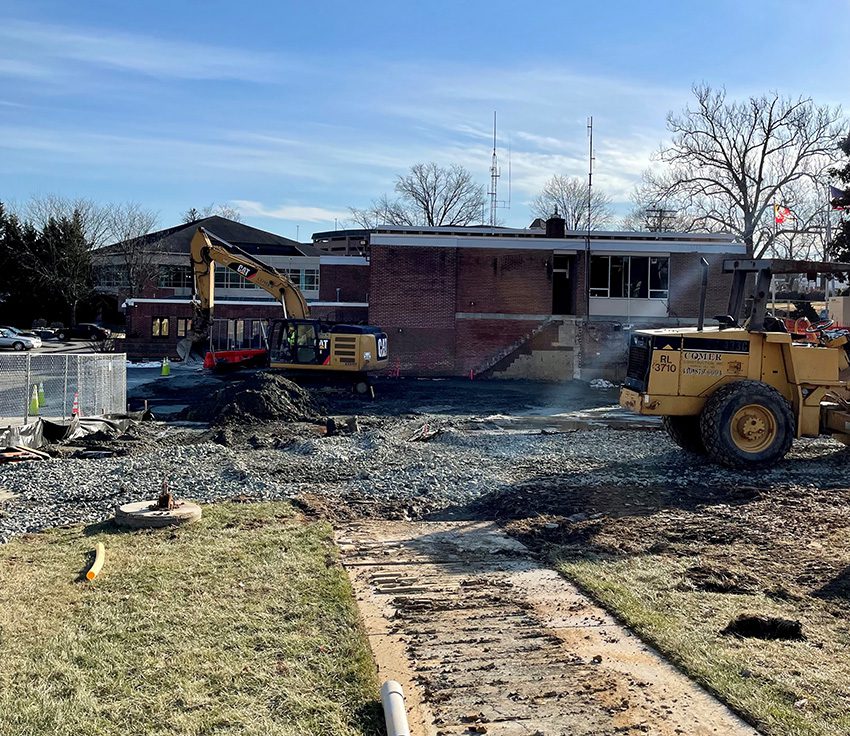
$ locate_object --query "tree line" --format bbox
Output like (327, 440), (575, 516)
(0, 196), (238, 328)
(350, 86), (849, 261)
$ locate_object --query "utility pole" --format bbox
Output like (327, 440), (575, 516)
(584, 116), (594, 320)
(644, 207), (676, 232)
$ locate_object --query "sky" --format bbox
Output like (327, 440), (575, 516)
(1, 0), (848, 240)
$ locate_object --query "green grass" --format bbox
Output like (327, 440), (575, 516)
(557, 553), (850, 736)
(0, 503), (382, 736)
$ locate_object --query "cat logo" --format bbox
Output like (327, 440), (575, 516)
(236, 264), (252, 278)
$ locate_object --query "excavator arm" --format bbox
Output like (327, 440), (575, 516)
(177, 227), (310, 360)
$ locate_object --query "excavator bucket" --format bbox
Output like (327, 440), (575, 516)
(176, 336), (205, 362)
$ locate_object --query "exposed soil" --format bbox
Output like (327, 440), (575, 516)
(179, 371), (326, 425)
(499, 480), (850, 618)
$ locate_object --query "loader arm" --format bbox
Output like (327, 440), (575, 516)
(178, 227), (310, 360)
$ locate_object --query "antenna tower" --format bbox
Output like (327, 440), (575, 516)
(488, 111), (500, 226)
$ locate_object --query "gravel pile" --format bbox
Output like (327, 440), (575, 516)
(1, 415), (850, 543)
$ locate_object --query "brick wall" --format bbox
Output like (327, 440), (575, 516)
(455, 249), (551, 315)
(369, 246), (458, 373)
(454, 319), (544, 374)
(319, 264), (370, 303)
(668, 252), (734, 319)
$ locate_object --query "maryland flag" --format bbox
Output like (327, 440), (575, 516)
(773, 204), (793, 224)
(830, 185), (850, 210)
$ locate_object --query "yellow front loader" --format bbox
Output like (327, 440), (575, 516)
(619, 258), (850, 468)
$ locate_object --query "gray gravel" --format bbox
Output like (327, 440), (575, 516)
(1, 415), (850, 543)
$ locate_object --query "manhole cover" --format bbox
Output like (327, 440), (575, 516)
(114, 499), (202, 528)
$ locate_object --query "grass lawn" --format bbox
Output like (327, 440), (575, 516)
(0, 503), (382, 736)
(557, 553), (850, 736)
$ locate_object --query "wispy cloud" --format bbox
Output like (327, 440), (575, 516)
(0, 20), (283, 82)
(233, 200), (350, 223)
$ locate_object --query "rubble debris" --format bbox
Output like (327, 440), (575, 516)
(180, 371), (324, 425)
(589, 378), (617, 390)
(722, 614), (805, 640)
(0, 446), (46, 464)
(408, 422), (442, 442)
(326, 416), (359, 436)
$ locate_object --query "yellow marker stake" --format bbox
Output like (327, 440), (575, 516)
(86, 542), (105, 581)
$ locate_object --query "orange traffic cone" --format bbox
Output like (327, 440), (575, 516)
(71, 392), (80, 417)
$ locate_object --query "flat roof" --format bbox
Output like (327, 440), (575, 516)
(313, 225), (743, 254)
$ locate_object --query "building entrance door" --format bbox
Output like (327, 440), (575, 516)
(552, 255), (574, 315)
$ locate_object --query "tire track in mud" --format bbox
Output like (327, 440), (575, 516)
(337, 521), (759, 736)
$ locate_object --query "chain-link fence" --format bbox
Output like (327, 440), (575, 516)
(0, 354), (127, 423)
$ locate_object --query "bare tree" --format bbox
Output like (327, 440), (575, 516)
(182, 202), (243, 223)
(23, 194), (113, 248)
(620, 182), (698, 232)
(106, 202), (160, 296)
(641, 85), (844, 256)
(350, 163), (486, 228)
(530, 175), (613, 230)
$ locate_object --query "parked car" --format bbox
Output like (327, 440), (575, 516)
(0, 328), (40, 351)
(55, 323), (112, 341)
(0, 326), (42, 349)
(31, 327), (57, 340)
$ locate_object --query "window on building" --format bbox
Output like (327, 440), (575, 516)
(158, 266), (193, 289)
(302, 268), (319, 291)
(214, 269), (258, 289)
(283, 268), (302, 288)
(152, 317), (170, 337)
(589, 255), (611, 297)
(94, 266), (129, 288)
(176, 318), (192, 337)
(589, 256), (669, 299)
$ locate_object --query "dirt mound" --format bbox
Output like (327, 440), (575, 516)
(182, 372), (325, 425)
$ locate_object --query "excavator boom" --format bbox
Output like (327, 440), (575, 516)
(178, 227), (310, 360)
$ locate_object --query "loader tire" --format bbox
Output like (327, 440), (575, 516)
(662, 415), (705, 454)
(699, 380), (794, 469)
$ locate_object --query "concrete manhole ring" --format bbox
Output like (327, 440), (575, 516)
(114, 500), (202, 528)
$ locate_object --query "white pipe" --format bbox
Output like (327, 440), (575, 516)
(380, 680), (411, 736)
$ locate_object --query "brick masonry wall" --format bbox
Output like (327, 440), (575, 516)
(455, 249), (552, 315)
(454, 319), (545, 374)
(668, 252), (735, 319)
(369, 246), (458, 373)
(319, 264), (370, 303)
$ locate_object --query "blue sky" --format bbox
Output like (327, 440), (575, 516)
(1, 0), (848, 239)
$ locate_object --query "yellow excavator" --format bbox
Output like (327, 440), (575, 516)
(177, 227), (388, 394)
(619, 258), (850, 468)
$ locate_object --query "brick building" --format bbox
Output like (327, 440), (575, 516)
(92, 216), (368, 359)
(95, 214), (746, 378)
(313, 220), (746, 380)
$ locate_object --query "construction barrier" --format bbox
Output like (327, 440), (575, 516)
(0, 353), (127, 424)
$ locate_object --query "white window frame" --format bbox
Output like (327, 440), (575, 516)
(589, 255), (669, 300)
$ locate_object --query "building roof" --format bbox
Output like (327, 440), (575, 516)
(98, 216), (321, 258)
(312, 224), (745, 255)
